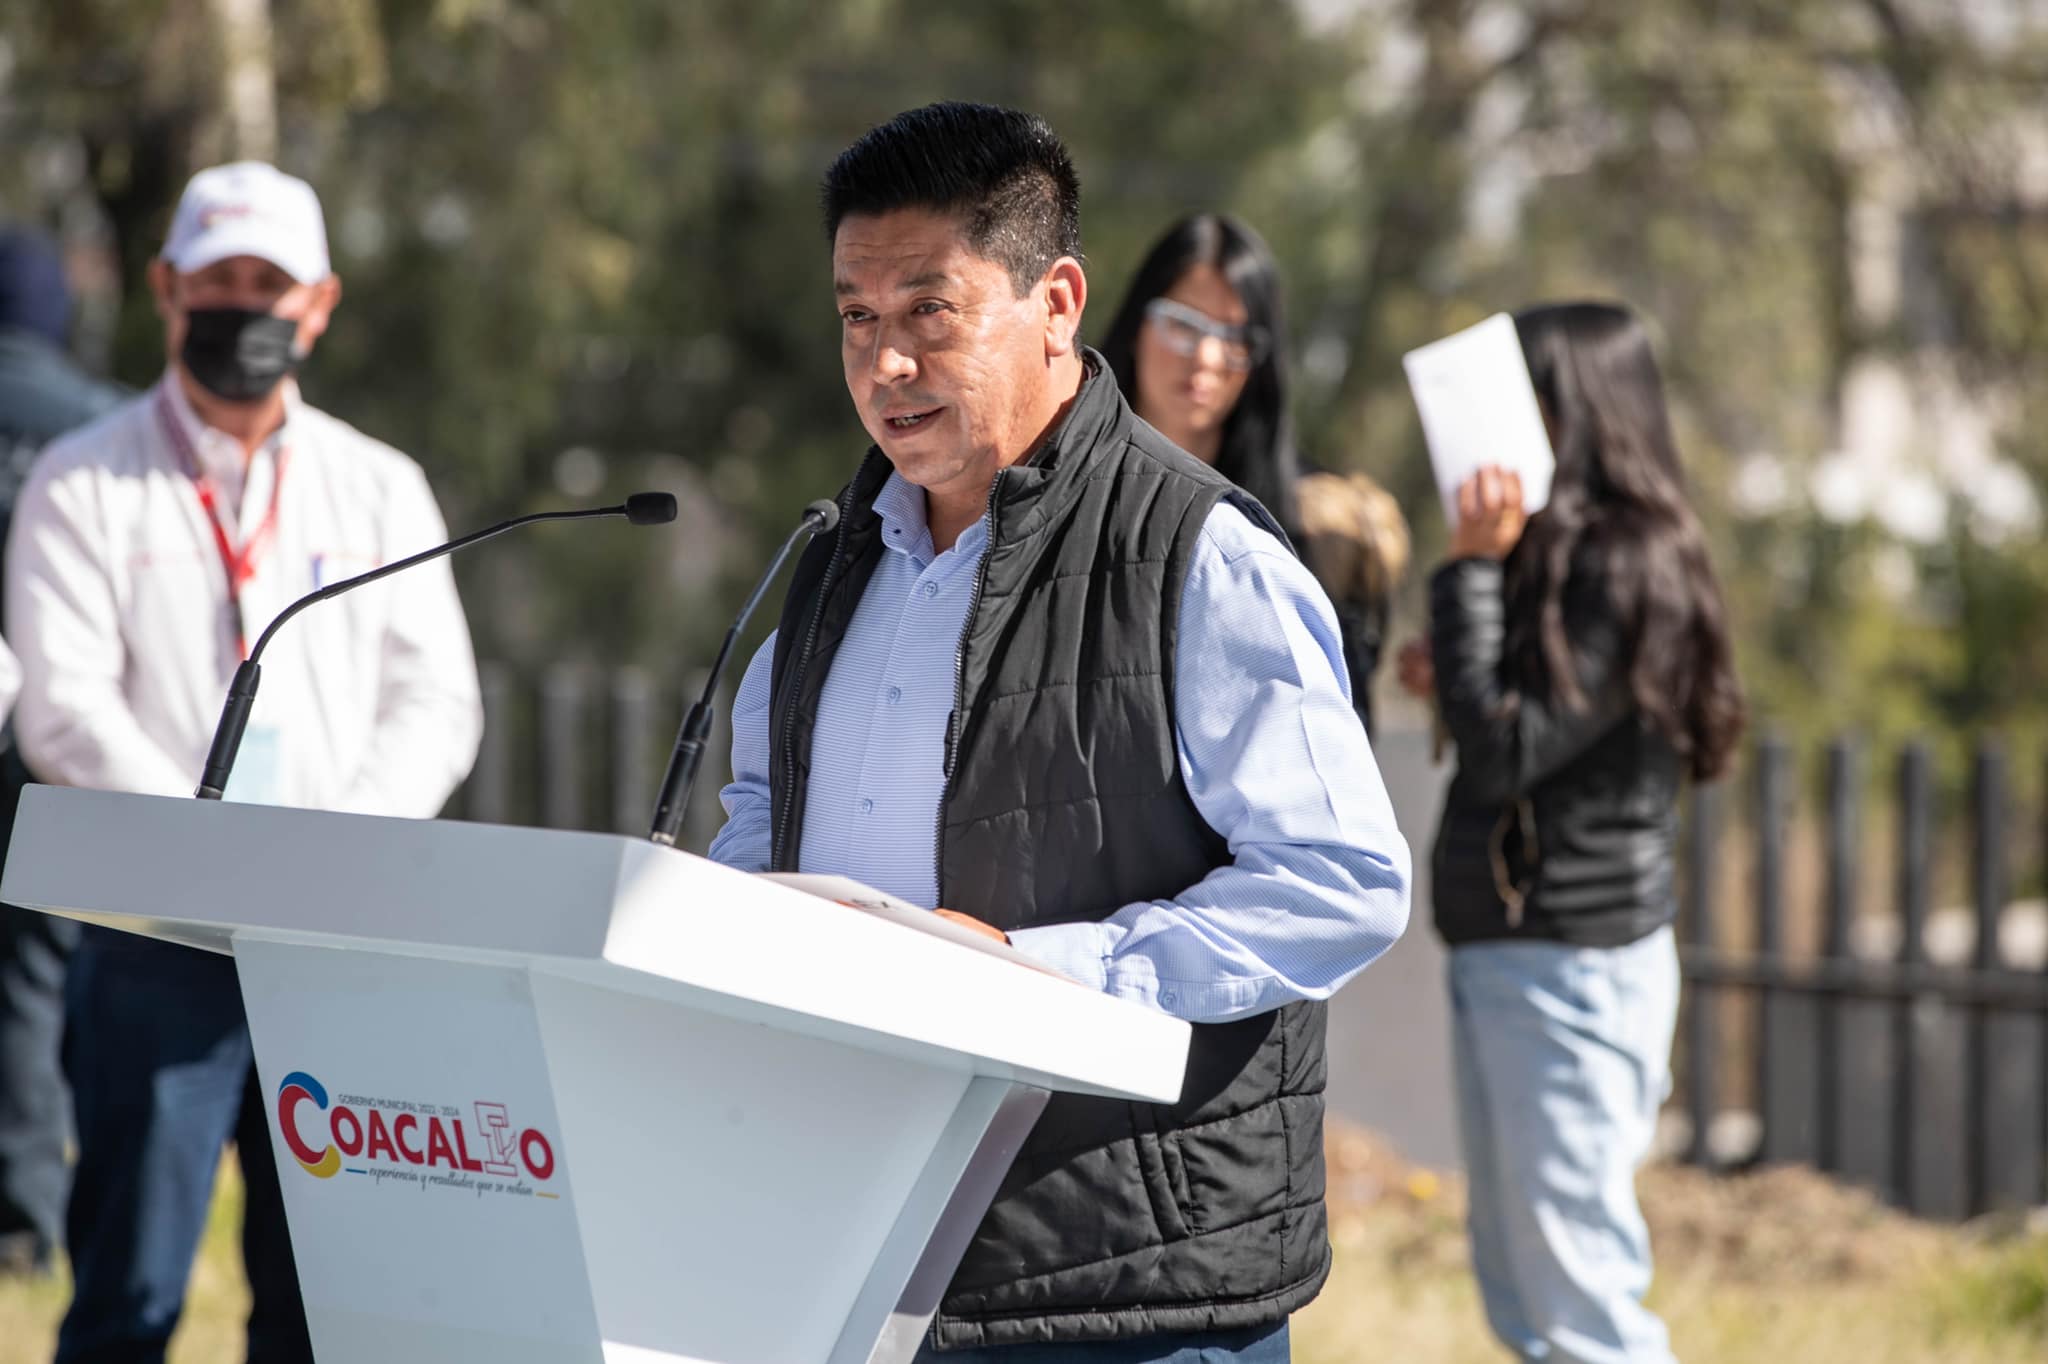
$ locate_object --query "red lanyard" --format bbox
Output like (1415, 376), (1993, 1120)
(154, 386), (290, 660)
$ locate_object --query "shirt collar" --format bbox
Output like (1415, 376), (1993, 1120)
(873, 469), (990, 567)
(157, 370), (302, 480)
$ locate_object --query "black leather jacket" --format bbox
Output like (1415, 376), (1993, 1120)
(1427, 557), (1680, 948)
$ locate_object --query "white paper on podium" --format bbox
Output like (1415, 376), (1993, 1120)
(1402, 312), (1556, 524)
(757, 872), (1078, 981)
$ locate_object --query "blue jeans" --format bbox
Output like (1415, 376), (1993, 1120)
(917, 1322), (1288, 1362)
(0, 901), (76, 1263)
(1449, 927), (1679, 1364)
(58, 929), (312, 1364)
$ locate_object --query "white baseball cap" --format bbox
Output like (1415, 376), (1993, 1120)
(162, 161), (331, 285)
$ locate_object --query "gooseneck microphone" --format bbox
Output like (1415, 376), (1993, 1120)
(647, 496), (841, 846)
(194, 492), (679, 801)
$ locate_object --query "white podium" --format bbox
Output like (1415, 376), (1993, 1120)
(2, 786), (1190, 1364)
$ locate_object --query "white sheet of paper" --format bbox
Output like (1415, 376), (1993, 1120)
(754, 872), (1077, 981)
(1402, 312), (1556, 524)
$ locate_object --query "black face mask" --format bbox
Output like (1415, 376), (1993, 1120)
(179, 307), (302, 403)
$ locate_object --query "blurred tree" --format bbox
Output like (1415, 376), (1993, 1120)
(1294, 0), (2048, 766)
(7, 0), (1364, 677)
(0, 0), (2043, 769)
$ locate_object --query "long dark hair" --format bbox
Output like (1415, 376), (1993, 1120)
(1098, 213), (1301, 535)
(1505, 302), (1745, 782)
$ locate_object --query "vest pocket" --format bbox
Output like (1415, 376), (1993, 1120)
(1129, 1103), (1195, 1242)
(1160, 1126), (1201, 1234)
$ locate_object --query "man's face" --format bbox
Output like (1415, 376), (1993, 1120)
(833, 208), (1077, 503)
(149, 253), (339, 366)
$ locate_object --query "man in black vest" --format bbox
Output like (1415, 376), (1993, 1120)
(708, 103), (1411, 1362)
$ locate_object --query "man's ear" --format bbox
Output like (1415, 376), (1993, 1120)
(294, 274), (343, 351)
(147, 259), (178, 322)
(149, 259), (188, 360)
(1041, 256), (1087, 359)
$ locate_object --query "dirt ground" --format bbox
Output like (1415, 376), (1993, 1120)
(1322, 1115), (1955, 1285)
(1, 1122), (2040, 1364)
(1305, 1117), (2045, 1364)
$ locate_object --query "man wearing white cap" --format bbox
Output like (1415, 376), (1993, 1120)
(8, 161), (483, 1362)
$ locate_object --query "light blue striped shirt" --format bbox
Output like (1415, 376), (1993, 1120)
(708, 470), (1410, 1023)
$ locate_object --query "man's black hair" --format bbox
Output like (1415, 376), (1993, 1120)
(822, 102), (1082, 293)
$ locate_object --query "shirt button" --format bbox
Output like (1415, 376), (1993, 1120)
(858, 798), (874, 815)
(887, 685), (903, 705)
(1161, 990), (1178, 1008)
(922, 581), (939, 598)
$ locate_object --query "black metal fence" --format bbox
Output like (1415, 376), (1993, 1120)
(445, 662), (739, 850)
(1679, 734), (2048, 1220)
(453, 665), (2048, 1220)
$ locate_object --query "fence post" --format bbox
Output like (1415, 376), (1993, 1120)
(467, 662), (515, 825)
(1966, 741), (2007, 1216)
(541, 666), (589, 831)
(611, 667), (658, 835)
(1755, 732), (1792, 1165)
(1685, 780), (1721, 1168)
(1816, 737), (1859, 1174)
(1892, 741), (1931, 1212)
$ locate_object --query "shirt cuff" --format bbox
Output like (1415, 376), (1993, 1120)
(1006, 921), (1116, 993)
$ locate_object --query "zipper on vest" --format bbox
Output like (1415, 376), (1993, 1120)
(933, 474), (1003, 902)
(772, 479), (857, 870)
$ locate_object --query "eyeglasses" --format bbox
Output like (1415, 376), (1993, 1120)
(1143, 297), (1269, 373)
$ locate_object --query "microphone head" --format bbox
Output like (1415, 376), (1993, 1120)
(804, 498), (841, 533)
(625, 492), (679, 526)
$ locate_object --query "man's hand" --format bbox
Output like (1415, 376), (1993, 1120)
(1447, 465), (1527, 561)
(1396, 638), (1435, 700)
(934, 908), (1010, 944)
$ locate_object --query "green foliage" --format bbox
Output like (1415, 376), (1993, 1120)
(1934, 1234), (2048, 1347)
(1, 0), (2046, 744)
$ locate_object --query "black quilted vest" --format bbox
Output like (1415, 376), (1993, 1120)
(767, 359), (1331, 1348)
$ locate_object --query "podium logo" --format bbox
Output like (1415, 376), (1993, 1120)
(277, 1071), (342, 1178)
(275, 1070), (558, 1189)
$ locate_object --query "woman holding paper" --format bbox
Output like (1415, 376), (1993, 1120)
(1100, 213), (1408, 732)
(1399, 301), (1744, 1364)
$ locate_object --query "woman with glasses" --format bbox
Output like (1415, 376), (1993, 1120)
(1100, 214), (1406, 731)
(1398, 301), (1745, 1364)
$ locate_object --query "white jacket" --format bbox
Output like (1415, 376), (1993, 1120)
(7, 376), (482, 816)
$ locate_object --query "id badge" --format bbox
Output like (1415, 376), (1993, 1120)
(223, 724), (284, 806)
